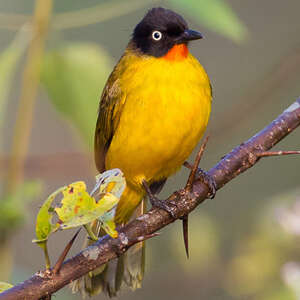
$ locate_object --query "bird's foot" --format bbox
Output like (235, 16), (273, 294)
(184, 159), (217, 199)
(196, 168), (217, 199)
(142, 180), (177, 218)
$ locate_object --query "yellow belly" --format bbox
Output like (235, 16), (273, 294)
(106, 52), (212, 191)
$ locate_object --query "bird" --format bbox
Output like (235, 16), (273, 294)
(75, 7), (212, 297)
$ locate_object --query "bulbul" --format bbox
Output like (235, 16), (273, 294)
(76, 7), (212, 297)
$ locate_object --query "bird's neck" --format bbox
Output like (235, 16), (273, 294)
(163, 44), (189, 61)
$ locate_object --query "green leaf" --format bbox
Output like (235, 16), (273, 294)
(0, 180), (42, 239)
(0, 281), (13, 293)
(33, 186), (64, 243)
(40, 43), (113, 148)
(168, 0), (248, 43)
(52, 0), (161, 30)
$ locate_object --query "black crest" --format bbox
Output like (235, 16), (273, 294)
(132, 7), (189, 57)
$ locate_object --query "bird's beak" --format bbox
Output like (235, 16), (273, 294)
(177, 29), (204, 43)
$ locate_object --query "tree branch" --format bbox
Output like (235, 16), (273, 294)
(1, 98), (300, 300)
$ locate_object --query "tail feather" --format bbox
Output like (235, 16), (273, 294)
(123, 199), (146, 290)
(123, 241), (145, 290)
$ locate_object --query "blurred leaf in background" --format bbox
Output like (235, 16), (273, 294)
(0, 26), (29, 151)
(0, 180), (41, 280)
(0, 181), (42, 241)
(40, 43), (113, 148)
(224, 189), (300, 300)
(52, 0), (160, 30)
(168, 0), (248, 43)
(281, 262), (300, 300)
(255, 286), (295, 300)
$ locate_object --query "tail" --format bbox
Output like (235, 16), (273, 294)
(71, 185), (145, 298)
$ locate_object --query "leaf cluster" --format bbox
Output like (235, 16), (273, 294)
(32, 169), (125, 269)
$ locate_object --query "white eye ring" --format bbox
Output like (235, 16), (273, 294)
(152, 30), (162, 41)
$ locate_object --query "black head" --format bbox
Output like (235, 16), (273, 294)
(132, 7), (203, 57)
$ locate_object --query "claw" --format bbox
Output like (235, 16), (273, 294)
(142, 180), (177, 218)
(196, 168), (217, 199)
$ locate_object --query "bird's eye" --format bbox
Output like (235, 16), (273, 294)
(152, 31), (162, 41)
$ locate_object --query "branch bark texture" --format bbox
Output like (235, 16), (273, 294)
(1, 98), (300, 300)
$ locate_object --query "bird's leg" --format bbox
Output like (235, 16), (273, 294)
(142, 180), (176, 218)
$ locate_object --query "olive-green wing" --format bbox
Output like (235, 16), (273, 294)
(94, 66), (125, 172)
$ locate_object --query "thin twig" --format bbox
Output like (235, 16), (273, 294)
(41, 243), (51, 270)
(52, 228), (81, 275)
(182, 136), (210, 258)
(0, 0), (159, 31)
(256, 150), (300, 157)
(83, 224), (98, 241)
(185, 136), (210, 191)
(181, 216), (189, 258)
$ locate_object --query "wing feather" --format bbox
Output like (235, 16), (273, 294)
(94, 65), (125, 172)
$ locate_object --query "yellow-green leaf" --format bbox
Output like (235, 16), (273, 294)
(99, 209), (118, 238)
(55, 182), (119, 230)
(33, 169), (125, 247)
(0, 281), (13, 293)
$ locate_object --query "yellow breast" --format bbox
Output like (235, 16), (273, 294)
(106, 49), (212, 189)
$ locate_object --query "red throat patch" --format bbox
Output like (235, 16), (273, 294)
(163, 44), (188, 61)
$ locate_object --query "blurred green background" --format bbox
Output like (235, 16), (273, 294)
(0, 0), (300, 299)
